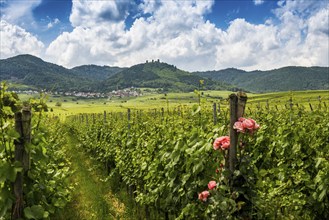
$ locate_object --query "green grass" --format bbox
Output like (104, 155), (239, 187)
(17, 90), (329, 118)
(54, 134), (132, 220)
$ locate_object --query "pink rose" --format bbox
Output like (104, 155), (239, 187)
(242, 118), (255, 130)
(238, 117), (246, 122)
(198, 190), (210, 202)
(251, 119), (260, 130)
(213, 136), (230, 150)
(208, 181), (217, 190)
(234, 117), (260, 133)
(233, 121), (244, 133)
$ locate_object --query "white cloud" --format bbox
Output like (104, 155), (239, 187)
(46, 0), (218, 71)
(1, 0), (327, 72)
(253, 0), (264, 6)
(69, 0), (132, 28)
(46, 0), (328, 71)
(297, 7), (329, 67)
(47, 18), (60, 29)
(0, 20), (44, 59)
(0, 0), (41, 26)
(214, 1), (329, 71)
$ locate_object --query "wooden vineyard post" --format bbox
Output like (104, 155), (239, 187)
(104, 111), (107, 124)
(228, 94), (238, 180)
(127, 108), (131, 131)
(161, 107), (164, 118)
(12, 106), (31, 219)
(228, 92), (247, 185)
(213, 103), (217, 125)
(289, 97), (293, 110)
(237, 92), (247, 118)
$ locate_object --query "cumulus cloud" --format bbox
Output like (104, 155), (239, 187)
(45, 0), (328, 71)
(0, 20), (44, 59)
(46, 0), (218, 71)
(215, 1), (329, 70)
(0, 0), (322, 72)
(0, 0), (41, 26)
(253, 0), (264, 6)
(69, 0), (133, 28)
(47, 18), (60, 29)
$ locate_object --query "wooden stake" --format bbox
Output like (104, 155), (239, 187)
(213, 103), (217, 125)
(127, 108), (131, 130)
(12, 107), (31, 219)
(229, 93), (247, 185)
(229, 94), (238, 180)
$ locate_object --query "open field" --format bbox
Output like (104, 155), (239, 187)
(18, 90), (329, 118)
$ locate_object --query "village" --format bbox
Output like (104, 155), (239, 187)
(11, 87), (142, 99)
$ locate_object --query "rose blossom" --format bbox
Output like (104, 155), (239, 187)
(233, 121), (244, 133)
(242, 118), (255, 130)
(213, 136), (230, 150)
(198, 190), (210, 202)
(208, 181), (217, 190)
(234, 117), (260, 133)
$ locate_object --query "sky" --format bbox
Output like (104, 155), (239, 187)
(0, 0), (328, 71)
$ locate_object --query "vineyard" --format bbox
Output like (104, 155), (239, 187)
(1, 83), (329, 219)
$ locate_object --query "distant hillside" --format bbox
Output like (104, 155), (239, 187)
(71, 65), (125, 81)
(195, 67), (329, 93)
(0, 54), (96, 91)
(102, 61), (231, 92)
(1, 54), (328, 93)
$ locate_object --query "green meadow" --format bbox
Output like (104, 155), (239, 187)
(19, 90), (329, 117)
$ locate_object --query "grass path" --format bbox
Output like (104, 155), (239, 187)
(55, 133), (127, 220)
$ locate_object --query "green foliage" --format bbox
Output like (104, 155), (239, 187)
(0, 83), (72, 219)
(248, 108), (329, 219)
(67, 99), (329, 219)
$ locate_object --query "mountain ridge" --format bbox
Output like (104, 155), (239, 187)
(102, 61), (231, 92)
(1, 54), (328, 93)
(194, 66), (329, 93)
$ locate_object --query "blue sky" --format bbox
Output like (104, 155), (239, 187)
(0, 0), (328, 71)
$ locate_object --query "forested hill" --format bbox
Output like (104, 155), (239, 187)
(0, 55), (231, 92)
(101, 61), (231, 92)
(194, 66), (329, 93)
(71, 65), (125, 82)
(0, 54), (96, 91)
(0, 55), (124, 92)
(1, 54), (328, 93)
